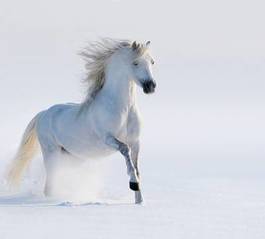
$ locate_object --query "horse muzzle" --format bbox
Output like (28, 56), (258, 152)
(143, 80), (156, 94)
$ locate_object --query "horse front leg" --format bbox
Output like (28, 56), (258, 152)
(130, 141), (144, 204)
(105, 136), (143, 204)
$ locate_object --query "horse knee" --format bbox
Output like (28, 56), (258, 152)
(118, 143), (130, 157)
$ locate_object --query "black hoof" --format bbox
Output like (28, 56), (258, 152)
(129, 182), (139, 191)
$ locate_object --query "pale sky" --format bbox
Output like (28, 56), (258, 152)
(0, 0), (264, 59)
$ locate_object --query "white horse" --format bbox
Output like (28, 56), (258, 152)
(7, 39), (156, 204)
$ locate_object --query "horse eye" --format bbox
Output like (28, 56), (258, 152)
(133, 62), (138, 66)
(151, 59), (155, 65)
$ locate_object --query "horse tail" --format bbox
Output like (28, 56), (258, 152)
(7, 114), (41, 188)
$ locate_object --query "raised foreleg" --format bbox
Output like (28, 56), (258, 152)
(105, 135), (143, 204)
(129, 141), (144, 204)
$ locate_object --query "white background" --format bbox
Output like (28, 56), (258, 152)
(0, 0), (264, 238)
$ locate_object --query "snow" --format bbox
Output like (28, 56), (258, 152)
(1, 178), (265, 239)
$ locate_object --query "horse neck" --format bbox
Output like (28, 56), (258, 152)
(99, 59), (136, 110)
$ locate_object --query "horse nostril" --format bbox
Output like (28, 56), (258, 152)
(142, 80), (156, 94)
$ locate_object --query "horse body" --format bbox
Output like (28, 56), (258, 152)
(36, 99), (140, 159)
(7, 39), (156, 204)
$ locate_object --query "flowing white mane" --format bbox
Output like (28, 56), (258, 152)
(80, 38), (148, 108)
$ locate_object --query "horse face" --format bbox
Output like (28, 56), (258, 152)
(131, 42), (156, 94)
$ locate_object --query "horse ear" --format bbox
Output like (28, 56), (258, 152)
(132, 41), (138, 50)
(146, 41), (151, 47)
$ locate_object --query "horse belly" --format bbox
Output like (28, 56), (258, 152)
(71, 141), (116, 159)
(60, 121), (127, 159)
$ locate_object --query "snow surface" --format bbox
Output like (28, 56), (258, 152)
(1, 175), (265, 238)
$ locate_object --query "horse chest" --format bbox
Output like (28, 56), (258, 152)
(118, 109), (141, 143)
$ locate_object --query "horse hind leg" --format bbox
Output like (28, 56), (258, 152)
(42, 147), (61, 197)
(44, 160), (54, 197)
